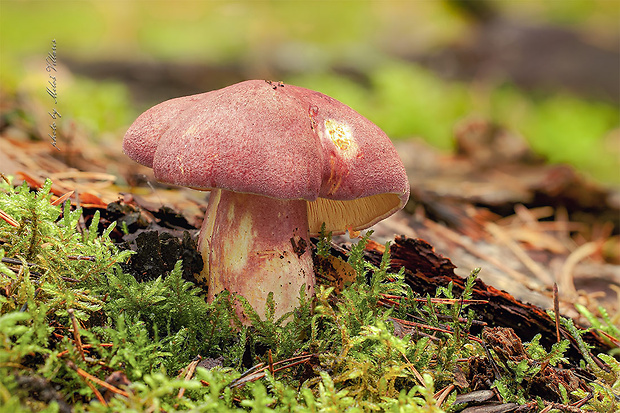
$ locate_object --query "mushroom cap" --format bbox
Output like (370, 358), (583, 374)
(123, 80), (409, 235)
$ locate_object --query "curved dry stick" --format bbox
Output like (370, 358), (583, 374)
(559, 241), (600, 298)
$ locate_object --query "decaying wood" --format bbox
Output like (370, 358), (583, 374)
(357, 236), (614, 363)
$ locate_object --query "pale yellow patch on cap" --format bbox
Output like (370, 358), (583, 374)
(324, 119), (358, 157)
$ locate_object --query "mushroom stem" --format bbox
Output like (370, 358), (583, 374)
(198, 189), (315, 324)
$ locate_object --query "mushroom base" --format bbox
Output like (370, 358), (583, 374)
(198, 189), (315, 324)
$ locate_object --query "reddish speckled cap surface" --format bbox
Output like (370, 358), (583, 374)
(123, 80), (410, 234)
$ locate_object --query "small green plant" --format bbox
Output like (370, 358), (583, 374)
(557, 312), (616, 386)
(2, 178), (618, 412)
(574, 303), (620, 355)
(491, 333), (570, 404)
(0, 178), (132, 319)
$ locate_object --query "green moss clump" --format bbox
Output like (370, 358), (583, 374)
(1, 178), (618, 412)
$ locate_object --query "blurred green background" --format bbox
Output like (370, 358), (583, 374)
(1, 0), (618, 183)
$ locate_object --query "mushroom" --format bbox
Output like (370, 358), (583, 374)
(123, 80), (409, 323)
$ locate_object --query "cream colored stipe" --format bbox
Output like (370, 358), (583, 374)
(307, 193), (402, 235)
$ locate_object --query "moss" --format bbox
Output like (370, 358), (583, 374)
(1, 178), (618, 411)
